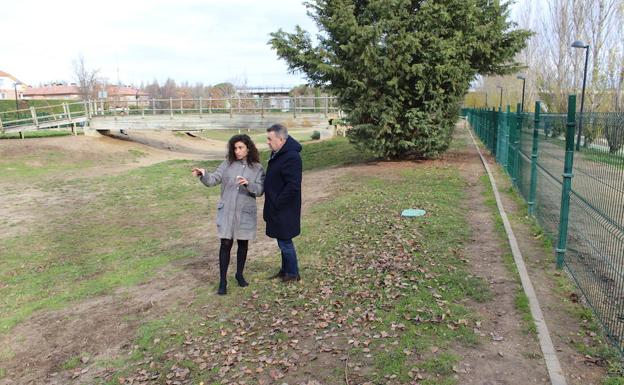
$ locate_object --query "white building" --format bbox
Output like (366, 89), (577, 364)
(0, 70), (26, 100)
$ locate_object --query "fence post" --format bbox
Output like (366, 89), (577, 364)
(479, 108), (482, 140)
(30, 107), (39, 128)
(0, 114), (3, 134)
(494, 106), (501, 157)
(208, 98), (212, 114)
(324, 96), (328, 117)
(505, 105), (512, 173)
(261, 97), (265, 118)
(510, 103), (522, 187)
(556, 95), (577, 269)
(169, 98), (173, 119)
(502, 105), (510, 169)
(528, 101), (541, 216)
(487, 107), (496, 154)
(152, 99), (156, 115)
(229, 97), (233, 118)
(66, 103), (73, 122)
(293, 96), (297, 118)
(199, 97), (203, 117)
(180, 97), (184, 115)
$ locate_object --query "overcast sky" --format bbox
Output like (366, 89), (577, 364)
(3, 0), (319, 88)
(4, 1), (531, 89)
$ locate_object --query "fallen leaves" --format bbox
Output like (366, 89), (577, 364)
(103, 170), (486, 385)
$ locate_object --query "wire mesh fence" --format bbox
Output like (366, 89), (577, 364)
(466, 98), (624, 356)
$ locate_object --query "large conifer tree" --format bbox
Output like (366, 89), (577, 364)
(270, 0), (531, 158)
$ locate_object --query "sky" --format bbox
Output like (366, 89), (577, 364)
(3, 0), (319, 88)
(4, 1), (536, 89)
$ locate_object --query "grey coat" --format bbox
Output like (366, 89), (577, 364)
(200, 159), (265, 240)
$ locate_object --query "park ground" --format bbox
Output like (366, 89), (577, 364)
(0, 126), (622, 385)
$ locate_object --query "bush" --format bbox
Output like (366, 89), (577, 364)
(311, 130), (321, 140)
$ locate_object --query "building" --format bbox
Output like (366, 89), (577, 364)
(22, 84), (148, 104)
(22, 84), (81, 100)
(0, 70), (26, 100)
(105, 85), (149, 106)
(237, 86), (292, 110)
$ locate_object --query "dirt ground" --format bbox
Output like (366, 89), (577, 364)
(0, 131), (350, 384)
(0, 132), (226, 239)
(0, 129), (610, 384)
(444, 128), (606, 385)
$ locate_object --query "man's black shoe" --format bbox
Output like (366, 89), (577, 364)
(282, 274), (301, 282)
(268, 270), (285, 280)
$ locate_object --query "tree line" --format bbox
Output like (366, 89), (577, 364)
(475, 0), (624, 113)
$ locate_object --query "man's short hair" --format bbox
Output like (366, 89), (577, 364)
(267, 123), (289, 139)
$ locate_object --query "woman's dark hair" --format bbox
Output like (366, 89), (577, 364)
(227, 134), (260, 165)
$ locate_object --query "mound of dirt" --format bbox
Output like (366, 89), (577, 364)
(107, 131), (228, 157)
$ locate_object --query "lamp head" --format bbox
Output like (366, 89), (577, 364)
(571, 40), (589, 49)
(517, 75), (526, 80)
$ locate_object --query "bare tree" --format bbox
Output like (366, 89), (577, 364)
(585, 0), (620, 112)
(72, 54), (100, 101)
(495, 0), (624, 114)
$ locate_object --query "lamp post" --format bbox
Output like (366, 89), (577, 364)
(485, 92), (488, 108)
(572, 40), (589, 151)
(517, 75), (526, 112)
(496, 85), (503, 108)
(13, 81), (22, 116)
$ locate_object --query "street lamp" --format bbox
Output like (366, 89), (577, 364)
(496, 85), (503, 108)
(13, 81), (22, 115)
(572, 40), (590, 151)
(485, 92), (488, 108)
(517, 75), (526, 112)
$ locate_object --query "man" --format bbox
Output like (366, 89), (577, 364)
(264, 123), (302, 282)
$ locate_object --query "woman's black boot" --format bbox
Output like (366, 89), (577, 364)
(235, 273), (249, 287)
(235, 240), (249, 287)
(218, 239), (232, 295)
(217, 280), (227, 295)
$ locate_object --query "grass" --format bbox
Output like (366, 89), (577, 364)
(98, 148), (488, 384)
(298, 136), (375, 171)
(0, 129), (78, 140)
(581, 148), (624, 169)
(0, 146), (144, 181)
(61, 356), (82, 370)
(0, 159), (221, 332)
(0, 138), (373, 334)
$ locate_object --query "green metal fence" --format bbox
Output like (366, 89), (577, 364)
(466, 96), (624, 356)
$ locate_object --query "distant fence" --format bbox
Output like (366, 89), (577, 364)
(0, 101), (88, 132)
(0, 96), (340, 133)
(465, 97), (624, 356)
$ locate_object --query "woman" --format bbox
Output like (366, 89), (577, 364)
(192, 134), (264, 295)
